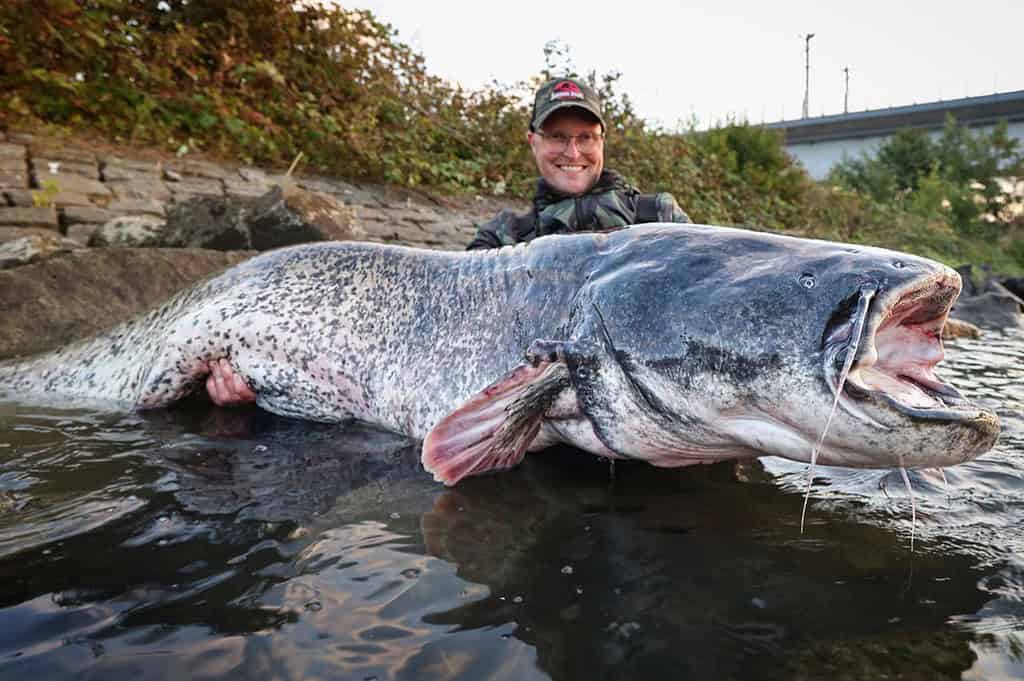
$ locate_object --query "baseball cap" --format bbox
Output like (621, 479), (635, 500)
(530, 77), (606, 132)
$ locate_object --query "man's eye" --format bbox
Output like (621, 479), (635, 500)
(550, 134), (570, 144)
(576, 134), (593, 144)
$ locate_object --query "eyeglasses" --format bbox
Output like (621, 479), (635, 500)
(535, 131), (604, 153)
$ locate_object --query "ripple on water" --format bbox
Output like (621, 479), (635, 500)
(0, 403), (155, 558)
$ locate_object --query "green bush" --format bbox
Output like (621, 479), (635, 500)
(830, 118), (1024, 240)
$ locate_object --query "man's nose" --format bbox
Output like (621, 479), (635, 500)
(561, 139), (583, 158)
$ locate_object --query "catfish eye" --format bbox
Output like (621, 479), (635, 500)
(799, 273), (816, 289)
(892, 260), (905, 269)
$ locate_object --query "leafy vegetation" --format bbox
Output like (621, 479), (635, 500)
(830, 119), (1024, 262)
(1, 1), (1021, 271)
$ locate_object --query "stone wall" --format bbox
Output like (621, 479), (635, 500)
(0, 129), (525, 252)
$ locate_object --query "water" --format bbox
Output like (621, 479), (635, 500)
(1, 331), (1023, 681)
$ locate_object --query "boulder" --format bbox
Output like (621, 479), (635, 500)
(160, 184), (362, 251)
(160, 195), (250, 250)
(0, 248), (254, 360)
(0, 233), (84, 270)
(248, 183), (362, 250)
(1000, 276), (1024, 302)
(950, 291), (1023, 329)
(89, 215), (167, 247)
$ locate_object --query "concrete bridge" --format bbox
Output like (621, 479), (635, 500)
(764, 90), (1024, 180)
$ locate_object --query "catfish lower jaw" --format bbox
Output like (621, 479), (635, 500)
(841, 366), (980, 419)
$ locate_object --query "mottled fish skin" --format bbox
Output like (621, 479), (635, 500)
(0, 237), (591, 436)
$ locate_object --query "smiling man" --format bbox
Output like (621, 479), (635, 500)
(466, 77), (689, 250)
(206, 77), (690, 407)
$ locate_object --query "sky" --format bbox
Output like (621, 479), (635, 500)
(352, 0), (1024, 129)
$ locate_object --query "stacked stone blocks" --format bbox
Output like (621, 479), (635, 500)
(0, 131), (507, 256)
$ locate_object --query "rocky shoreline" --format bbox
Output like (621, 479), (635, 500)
(0, 129), (1018, 361)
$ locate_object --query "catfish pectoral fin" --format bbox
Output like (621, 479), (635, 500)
(422, 361), (571, 485)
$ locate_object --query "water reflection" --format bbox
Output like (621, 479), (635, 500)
(0, 330), (1023, 679)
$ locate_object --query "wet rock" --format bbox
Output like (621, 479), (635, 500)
(161, 185), (362, 251)
(950, 291), (1023, 329)
(942, 318), (982, 340)
(90, 215), (167, 247)
(0, 233), (84, 270)
(247, 184), (362, 250)
(1001, 276), (1024, 300)
(160, 195), (250, 250)
(0, 248), (254, 359)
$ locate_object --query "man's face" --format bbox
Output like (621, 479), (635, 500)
(528, 109), (604, 196)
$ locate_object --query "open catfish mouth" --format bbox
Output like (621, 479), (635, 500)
(823, 271), (981, 424)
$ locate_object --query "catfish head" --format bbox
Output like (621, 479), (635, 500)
(423, 225), (999, 484)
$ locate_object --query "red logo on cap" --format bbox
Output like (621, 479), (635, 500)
(551, 81), (584, 101)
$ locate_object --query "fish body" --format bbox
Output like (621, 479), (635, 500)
(0, 225), (999, 483)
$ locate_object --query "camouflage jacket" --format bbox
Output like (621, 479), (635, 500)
(466, 169), (689, 250)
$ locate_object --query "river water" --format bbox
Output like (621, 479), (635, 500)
(0, 331), (1023, 681)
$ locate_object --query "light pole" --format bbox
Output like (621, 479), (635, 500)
(843, 66), (850, 113)
(801, 33), (815, 119)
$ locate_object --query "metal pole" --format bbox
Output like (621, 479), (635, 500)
(843, 67), (850, 113)
(801, 33), (815, 118)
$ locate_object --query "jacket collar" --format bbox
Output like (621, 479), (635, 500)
(533, 169), (630, 213)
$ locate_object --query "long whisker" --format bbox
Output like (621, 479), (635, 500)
(900, 465), (917, 552)
(801, 284), (876, 534)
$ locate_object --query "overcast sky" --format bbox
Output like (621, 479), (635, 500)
(353, 0), (1023, 129)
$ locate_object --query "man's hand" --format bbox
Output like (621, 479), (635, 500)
(205, 358), (257, 406)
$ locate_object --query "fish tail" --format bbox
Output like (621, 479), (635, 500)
(0, 285), (213, 406)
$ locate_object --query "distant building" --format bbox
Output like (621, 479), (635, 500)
(764, 90), (1024, 180)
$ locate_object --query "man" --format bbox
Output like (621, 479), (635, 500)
(206, 77), (689, 407)
(466, 76), (689, 250)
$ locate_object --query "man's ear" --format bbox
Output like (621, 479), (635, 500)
(526, 130), (535, 145)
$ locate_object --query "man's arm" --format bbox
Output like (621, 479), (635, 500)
(656, 192), (690, 223)
(466, 210), (522, 250)
(466, 224), (503, 250)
